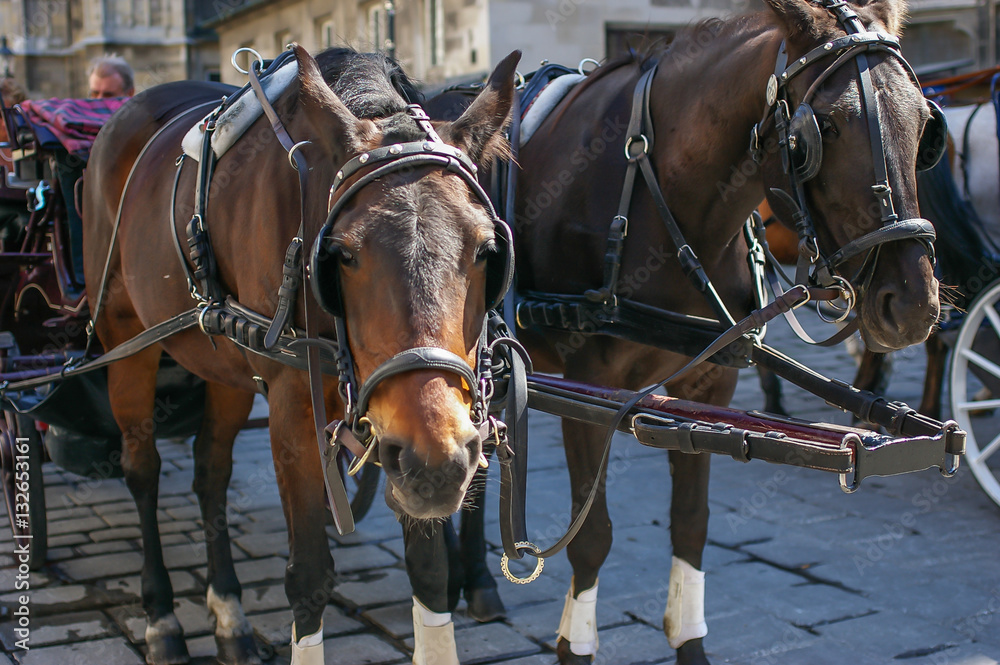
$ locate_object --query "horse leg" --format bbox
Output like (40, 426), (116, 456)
(664, 369), (736, 665)
(192, 383), (259, 665)
(919, 333), (946, 420)
(109, 347), (189, 665)
(404, 518), (462, 665)
(555, 418), (611, 665)
(460, 465), (505, 622)
(665, 451), (711, 665)
(266, 382), (335, 665)
(756, 367), (787, 415)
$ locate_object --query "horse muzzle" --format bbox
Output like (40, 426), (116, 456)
(379, 427), (481, 519)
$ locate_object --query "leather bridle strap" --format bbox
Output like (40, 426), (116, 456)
(247, 56), (356, 534)
(353, 347), (481, 424)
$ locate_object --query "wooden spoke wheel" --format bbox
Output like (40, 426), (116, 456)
(336, 444), (381, 523)
(949, 280), (1000, 508)
(0, 410), (48, 569)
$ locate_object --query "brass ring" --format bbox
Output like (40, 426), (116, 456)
(500, 542), (544, 584)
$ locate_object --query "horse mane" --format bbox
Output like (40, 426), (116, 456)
(314, 47), (422, 116)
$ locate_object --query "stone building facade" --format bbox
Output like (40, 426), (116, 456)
(0, 0), (995, 96)
(207, 0), (997, 89)
(0, 0), (219, 98)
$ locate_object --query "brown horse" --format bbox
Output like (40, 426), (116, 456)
(428, 0), (939, 663)
(82, 46), (517, 665)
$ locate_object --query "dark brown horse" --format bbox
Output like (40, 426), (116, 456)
(82, 46), (517, 665)
(429, 0), (939, 663)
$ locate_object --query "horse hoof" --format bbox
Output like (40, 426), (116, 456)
(465, 586), (506, 622)
(216, 632), (262, 665)
(145, 634), (190, 665)
(676, 638), (711, 665)
(555, 637), (594, 664)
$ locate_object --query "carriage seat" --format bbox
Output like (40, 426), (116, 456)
(182, 50), (298, 163)
(518, 65), (584, 147)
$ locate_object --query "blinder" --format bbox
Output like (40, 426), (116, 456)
(916, 99), (948, 172)
(786, 102), (823, 182)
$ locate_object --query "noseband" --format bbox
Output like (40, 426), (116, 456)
(309, 105), (514, 452)
(750, 0), (940, 307)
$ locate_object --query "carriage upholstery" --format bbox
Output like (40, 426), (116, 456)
(181, 51), (298, 163)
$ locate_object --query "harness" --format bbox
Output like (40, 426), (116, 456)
(751, 1), (947, 341)
(1, 49), (520, 535)
(485, 2), (962, 573)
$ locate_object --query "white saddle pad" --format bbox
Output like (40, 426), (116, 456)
(181, 60), (299, 162)
(519, 73), (585, 147)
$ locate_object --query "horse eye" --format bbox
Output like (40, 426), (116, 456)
(818, 115), (839, 137)
(336, 245), (357, 267)
(475, 241), (496, 263)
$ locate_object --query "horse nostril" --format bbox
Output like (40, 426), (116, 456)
(379, 439), (404, 477)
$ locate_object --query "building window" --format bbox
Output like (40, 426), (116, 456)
(275, 29), (292, 56)
(316, 15), (335, 49)
(367, 3), (383, 51)
(428, 0), (444, 66)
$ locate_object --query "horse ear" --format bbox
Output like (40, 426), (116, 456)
(764, 0), (831, 44)
(438, 50), (521, 163)
(856, 0), (906, 36)
(290, 44), (378, 162)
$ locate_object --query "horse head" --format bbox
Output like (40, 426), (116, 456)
(291, 46), (520, 519)
(762, 0), (941, 352)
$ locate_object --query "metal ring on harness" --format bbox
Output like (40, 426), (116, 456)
(231, 47), (265, 76)
(578, 58), (600, 75)
(500, 541), (545, 584)
(624, 135), (649, 161)
(514, 71), (526, 89)
(816, 275), (855, 324)
(288, 141), (313, 171)
(346, 417), (378, 476)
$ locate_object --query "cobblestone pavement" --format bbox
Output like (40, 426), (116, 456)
(2, 313), (1000, 665)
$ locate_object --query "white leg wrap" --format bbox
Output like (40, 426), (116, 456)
(207, 587), (253, 638)
(556, 578), (599, 657)
(412, 597), (459, 665)
(290, 621), (324, 665)
(664, 556), (707, 649)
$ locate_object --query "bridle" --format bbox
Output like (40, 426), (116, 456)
(309, 104), (516, 467)
(750, 0), (945, 325)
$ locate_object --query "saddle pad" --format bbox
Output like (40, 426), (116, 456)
(520, 73), (585, 147)
(181, 59), (298, 162)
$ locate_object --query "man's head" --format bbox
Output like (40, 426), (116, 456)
(1, 77), (26, 107)
(88, 54), (134, 98)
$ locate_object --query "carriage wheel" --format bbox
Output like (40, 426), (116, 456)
(949, 279), (1000, 508)
(0, 411), (48, 569)
(336, 445), (381, 522)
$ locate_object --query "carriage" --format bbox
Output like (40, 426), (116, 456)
(0, 2), (989, 662)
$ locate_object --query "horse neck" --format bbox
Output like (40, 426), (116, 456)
(645, 20), (782, 259)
